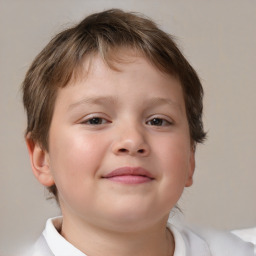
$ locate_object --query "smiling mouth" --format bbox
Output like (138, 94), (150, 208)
(102, 167), (154, 184)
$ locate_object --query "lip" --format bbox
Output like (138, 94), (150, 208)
(102, 167), (154, 184)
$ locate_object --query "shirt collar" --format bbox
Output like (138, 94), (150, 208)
(43, 216), (211, 256)
(167, 223), (212, 256)
(43, 216), (86, 256)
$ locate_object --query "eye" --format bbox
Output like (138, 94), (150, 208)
(82, 117), (109, 125)
(146, 117), (172, 126)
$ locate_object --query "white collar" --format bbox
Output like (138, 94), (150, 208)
(42, 217), (211, 256)
(167, 223), (212, 256)
(43, 216), (86, 256)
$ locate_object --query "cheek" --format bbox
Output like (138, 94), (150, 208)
(157, 145), (191, 212)
(49, 129), (114, 194)
(48, 133), (102, 207)
(48, 131), (105, 193)
(158, 133), (191, 166)
(156, 135), (192, 189)
(50, 130), (105, 169)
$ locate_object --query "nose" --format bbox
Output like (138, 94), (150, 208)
(112, 124), (150, 157)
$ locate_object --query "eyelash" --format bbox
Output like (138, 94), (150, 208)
(80, 115), (173, 127)
(81, 117), (110, 125)
(146, 117), (173, 126)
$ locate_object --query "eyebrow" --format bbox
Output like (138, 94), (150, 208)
(68, 96), (118, 111)
(146, 97), (182, 109)
(68, 96), (182, 112)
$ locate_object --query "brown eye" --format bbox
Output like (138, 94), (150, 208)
(149, 118), (163, 126)
(83, 117), (108, 125)
(146, 118), (172, 126)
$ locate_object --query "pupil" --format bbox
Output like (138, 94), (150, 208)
(153, 118), (162, 125)
(91, 118), (101, 124)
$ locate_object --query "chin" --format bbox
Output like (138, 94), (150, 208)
(101, 207), (164, 232)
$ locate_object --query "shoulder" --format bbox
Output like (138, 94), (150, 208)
(21, 235), (54, 256)
(192, 226), (255, 256)
(32, 234), (55, 256)
(232, 227), (256, 245)
(21, 217), (60, 256)
(17, 235), (54, 256)
(169, 223), (255, 256)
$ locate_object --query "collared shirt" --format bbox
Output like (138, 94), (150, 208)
(30, 217), (255, 256)
(232, 227), (256, 245)
(232, 227), (256, 254)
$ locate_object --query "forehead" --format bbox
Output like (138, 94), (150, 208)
(55, 50), (185, 111)
(69, 47), (179, 84)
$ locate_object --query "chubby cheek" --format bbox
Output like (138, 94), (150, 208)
(156, 136), (193, 204)
(48, 129), (107, 203)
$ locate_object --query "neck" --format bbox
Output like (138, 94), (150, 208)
(60, 215), (175, 256)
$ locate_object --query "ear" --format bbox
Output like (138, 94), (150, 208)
(26, 135), (55, 187)
(185, 147), (195, 187)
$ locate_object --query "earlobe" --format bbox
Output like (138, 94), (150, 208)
(185, 149), (195, 187)
(26, 135), (55, 187)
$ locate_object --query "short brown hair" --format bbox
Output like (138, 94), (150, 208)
(22, 9), (206, 198)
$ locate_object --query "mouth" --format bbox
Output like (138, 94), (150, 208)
(102, 167), (154, 184)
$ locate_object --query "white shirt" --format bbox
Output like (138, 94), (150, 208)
(232, 227), (256, 254)
(30, 217), (255, 256)
(232, 227), (256, 245)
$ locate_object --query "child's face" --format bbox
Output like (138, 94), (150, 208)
(40, 51), (194, 231)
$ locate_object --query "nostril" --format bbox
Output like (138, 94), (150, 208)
(116, 147), (148, 155)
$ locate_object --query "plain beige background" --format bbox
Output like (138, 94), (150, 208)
(1, 0), (255, 254)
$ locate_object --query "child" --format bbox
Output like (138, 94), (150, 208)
(22, 9), (254, 256)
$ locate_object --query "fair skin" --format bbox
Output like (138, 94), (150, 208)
(27, 51), (195, 256)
